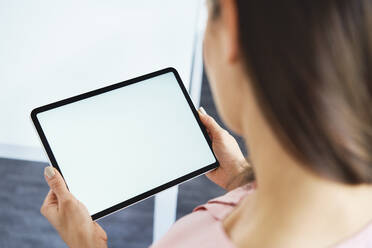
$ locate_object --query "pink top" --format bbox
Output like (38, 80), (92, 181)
(150, 183), (372, 248)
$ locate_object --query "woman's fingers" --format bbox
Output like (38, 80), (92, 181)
(44, 166), (69, 199)
(42, 189), (58, 206)
(40, 166), (108, 247)
(94, 222), (108, 241)
(42, 166), (69, 224)
(198, 107), (226, 139)
(40, 190), (58, 224)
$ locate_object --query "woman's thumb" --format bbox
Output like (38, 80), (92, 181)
(198, 107), (225, 138)
(44, 166), (69, 198)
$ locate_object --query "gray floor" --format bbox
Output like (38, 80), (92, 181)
(0, 73), (246, 248)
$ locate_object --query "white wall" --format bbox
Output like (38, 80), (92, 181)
(0, 0), (202, 160)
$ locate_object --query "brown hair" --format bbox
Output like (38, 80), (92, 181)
(211, 0), (372, 184)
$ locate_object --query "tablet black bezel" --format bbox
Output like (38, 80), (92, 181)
(31, 67), (219, 220)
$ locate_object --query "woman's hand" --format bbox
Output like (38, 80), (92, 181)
(198, 107), (251, 191)
(41, 166), (108, 248)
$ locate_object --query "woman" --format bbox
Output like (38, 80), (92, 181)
(40, 0), (372, 247)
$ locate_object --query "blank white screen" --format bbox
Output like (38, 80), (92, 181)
(36, 72), (216, 216)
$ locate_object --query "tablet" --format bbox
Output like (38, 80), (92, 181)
(31, 68), (218, 220)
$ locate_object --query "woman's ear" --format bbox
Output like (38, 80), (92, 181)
(220, 0), (240, 63)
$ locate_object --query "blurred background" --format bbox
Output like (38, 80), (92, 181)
(0, 1), (246, 247)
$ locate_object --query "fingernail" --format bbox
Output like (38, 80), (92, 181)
(199, 107), (207, 115)
(44, 166), (55, 179)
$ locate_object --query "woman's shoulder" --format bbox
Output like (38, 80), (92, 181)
(150, 182), (372, 248)
(150, 183), (255, 248)
(333, 220), (372, 248)
(193, 183), (256, 221)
